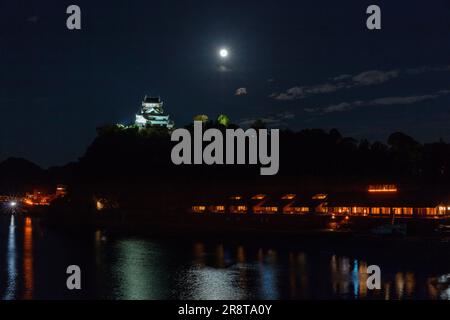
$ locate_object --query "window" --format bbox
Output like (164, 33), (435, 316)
(230, 205), (247, 213)
(371, 207), (381, 214)
(403, 208), (413, 215)
(338, 207), (350, 214)
(211, 205), (225, 213)
(352, 207), (369, 215)
(292, 207), (309, 213)
(192, 206), (206, 213)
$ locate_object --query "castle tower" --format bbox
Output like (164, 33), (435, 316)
(135, 95), (174, 129)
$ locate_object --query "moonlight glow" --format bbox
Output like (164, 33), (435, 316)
(219, 48), (229, 58)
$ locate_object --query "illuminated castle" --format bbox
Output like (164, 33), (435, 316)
(135, 95), (174, 129)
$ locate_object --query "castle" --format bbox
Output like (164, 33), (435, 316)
(135, 95), (174, 129)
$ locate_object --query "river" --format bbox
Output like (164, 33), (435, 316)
(1, 215), (450, 300)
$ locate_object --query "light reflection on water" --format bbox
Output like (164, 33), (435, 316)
(1, 216), (450, 300)
(3, 215), (17, 300)
(23, 217), (33, 299)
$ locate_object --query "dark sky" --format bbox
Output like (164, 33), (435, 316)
(1, 0), (450, 167)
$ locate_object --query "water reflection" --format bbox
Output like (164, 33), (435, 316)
(4, 215), (17, 300)
(23, 217), (34, 299)
(3, 216), (450, 299)
(106, 239), (170, 299)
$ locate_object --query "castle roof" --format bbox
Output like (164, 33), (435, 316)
(143, 96), (161, 104)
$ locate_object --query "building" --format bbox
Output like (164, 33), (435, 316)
(56, 185), (68, 197)
(253, 194), (294, 214)
(284, 194), (328, 214)
(24, 185), (68, 207)
(326, 185), (450, 217)
(135, 95), (174, 129)
(188, 185), (450, 218)
(228, 195), (249, 214)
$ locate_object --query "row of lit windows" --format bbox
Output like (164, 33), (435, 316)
(328, 207), (440, 216)
(194, 205), (449, 216)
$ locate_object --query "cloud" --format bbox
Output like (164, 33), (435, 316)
(270, 82), (345, 101)
(27, 16), (39, 23)
(331, 74), (352, 81)
(406, 65), (450, 75)
(238, 111), (295, 128)
(217, 64), (232, 73)
(235, 87), (248, 96)
(271, 64), (450, 101)
(271, 69), (399, 101)
(351, 70), (399, 86)
(321, 102), (354, 113)
(366, 95), (438, 106)
(305, 90), (450, 115)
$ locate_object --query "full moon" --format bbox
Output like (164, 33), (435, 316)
(219, 48), (229, 58)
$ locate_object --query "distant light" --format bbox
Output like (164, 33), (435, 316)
(368, 184), (398, 193)
(251, 194), (266, 200)
(219, 48), (229, 58)
(9, 201), (17, 207)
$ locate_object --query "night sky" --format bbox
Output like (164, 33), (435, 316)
(1, 0), (450, 167)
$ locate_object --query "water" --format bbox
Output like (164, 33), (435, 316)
(1, 215), (450, 300)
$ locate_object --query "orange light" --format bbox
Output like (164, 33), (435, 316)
(282, 194), (296, 200)
(368, 185), (398, 193)
(192, 205), (206, 213)
(252, 194), (266, 200)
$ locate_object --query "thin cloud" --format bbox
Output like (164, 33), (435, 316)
(271, 64), (450, 101)
(406, 65), (450, 75)
(27, 16), (39, 23)
(351, 70), (399, 86)
(271, 69), (399, 101)
(270, 82), (345, 101)
(239, 111), (295, 128)
(305, 90), (450, 115)
(217, 64), (232, 73)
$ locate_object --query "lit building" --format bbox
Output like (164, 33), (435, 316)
(326, 186), (450, 217)
(56, 185), (67, 197)
(24, 185), (68, 207)
(135, 95), (174, 129)
(228, 195), (248, 214)
(284, 194), (328, 214)
(253, 194), (287, 214)
(188, 186), (450, 218)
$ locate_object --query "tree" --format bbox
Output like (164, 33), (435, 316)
(193, 115), (209, 122)
(217, 114), (230, 127)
